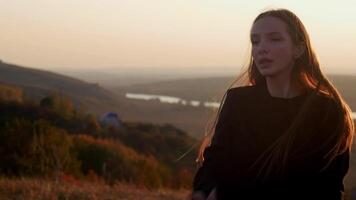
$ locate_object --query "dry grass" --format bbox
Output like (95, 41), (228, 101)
(0, 178), (191, 200)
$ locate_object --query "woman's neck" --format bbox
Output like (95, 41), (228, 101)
(265, 75), (303, 99)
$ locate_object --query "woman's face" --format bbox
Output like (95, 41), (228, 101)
(250, 16), (299, 79)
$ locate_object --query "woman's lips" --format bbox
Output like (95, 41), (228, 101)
(258, 58), (273, 65)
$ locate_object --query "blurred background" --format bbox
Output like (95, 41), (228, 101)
(0, 0), (355, 199)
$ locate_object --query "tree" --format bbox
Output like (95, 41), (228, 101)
(0, 118), (81, 178)
(40, 92), (74, 119)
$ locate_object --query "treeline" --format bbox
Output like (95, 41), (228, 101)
(0, 83), (198, 189)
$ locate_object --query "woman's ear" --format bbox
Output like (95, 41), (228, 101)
(294, 42), (305, 59)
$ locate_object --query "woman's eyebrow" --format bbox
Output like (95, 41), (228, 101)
(250, 31), (282, 37)
(267, 32), (282, 36)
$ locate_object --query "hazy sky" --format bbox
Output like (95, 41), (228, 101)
(1, 0), (355, 74)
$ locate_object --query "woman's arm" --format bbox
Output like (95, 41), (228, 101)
(192, 145), (218, 197)
(192, 88), (238, 197)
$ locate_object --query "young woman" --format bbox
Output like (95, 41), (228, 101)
(190, 8), (354, 200)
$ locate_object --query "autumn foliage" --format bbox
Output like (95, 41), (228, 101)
(0, 85), (197, 189)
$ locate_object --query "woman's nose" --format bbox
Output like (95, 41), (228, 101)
(257, 40), (269, 55)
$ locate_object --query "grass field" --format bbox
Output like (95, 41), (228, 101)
(1, 177), (355, 199)
(0, 178), (191, 200)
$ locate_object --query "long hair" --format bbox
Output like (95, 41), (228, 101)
(196, 8), (354, 180)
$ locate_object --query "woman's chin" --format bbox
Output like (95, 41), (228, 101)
(258, 69), (277, 77)
(258, 67), (288, 78)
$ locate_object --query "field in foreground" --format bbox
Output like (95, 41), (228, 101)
(1, 178), (355, 200)
(0, 178), (190, 200)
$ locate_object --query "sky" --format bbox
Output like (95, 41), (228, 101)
(0, 0), (356, 74)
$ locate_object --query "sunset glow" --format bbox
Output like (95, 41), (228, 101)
(0, 0), (355, 74)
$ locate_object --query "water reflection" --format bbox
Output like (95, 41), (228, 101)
(126, 93), (181, 104)
(125, 93), (218, 108)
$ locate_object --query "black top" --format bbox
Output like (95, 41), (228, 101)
(192, 83), (349, 200)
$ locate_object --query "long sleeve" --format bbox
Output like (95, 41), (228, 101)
(192, 146), (217, 197)
(192, 89), (237, 197)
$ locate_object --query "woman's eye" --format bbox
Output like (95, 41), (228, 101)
(271, 38), (282, 41)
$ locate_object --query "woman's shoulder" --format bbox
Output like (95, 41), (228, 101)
(222, 85), (263, 108)
(312, 92), (339, 112)
(305, 92), (340, 125)
(226, 85), (260, 99)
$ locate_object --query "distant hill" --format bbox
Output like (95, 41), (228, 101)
(115, 76), (233, 102)
(0, 62), (127, 114)
(0, 61), (212, 138)
(115, 74), (356, 111)
(328, 75), (356, 111)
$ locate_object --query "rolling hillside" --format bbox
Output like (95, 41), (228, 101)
(0, 62), (211, 138)
(0, 61), (126, 114)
